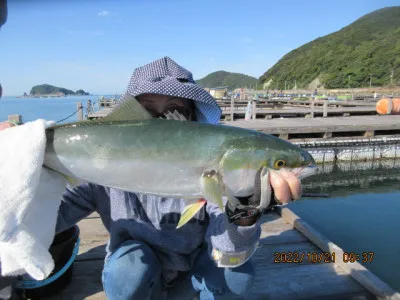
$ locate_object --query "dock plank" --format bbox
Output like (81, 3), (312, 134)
(260, 213), (308, 245)
(216, 99), (377, 107)
(222, 115), (400, 134)
(221, 106), (377, 117)
(249, 264), (373, 300)
(77, 218), (109, 261)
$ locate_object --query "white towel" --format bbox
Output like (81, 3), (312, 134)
(0, 119), (67, 280)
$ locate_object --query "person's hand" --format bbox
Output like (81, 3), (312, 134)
(0, 121), (16, 131)
(233, 169), (302, 226)
(269, 169), (302, 203)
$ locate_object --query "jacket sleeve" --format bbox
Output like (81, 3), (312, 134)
(55, 183), (100, 233)
(204, 201), (261, 268)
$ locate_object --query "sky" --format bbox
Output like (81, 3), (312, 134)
(1, 0), (399, 96)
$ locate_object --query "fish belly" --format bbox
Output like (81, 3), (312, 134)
(47, 153), (205, 199)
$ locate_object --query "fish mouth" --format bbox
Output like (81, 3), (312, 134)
(291, 163), (318, 180)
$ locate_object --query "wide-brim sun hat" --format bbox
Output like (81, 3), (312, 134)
(119, 56), (222, 124)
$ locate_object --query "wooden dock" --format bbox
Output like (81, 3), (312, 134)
(216, 99), (377, 108)
(87, 100), (378, 121)
(85, 101), (400, 142)
(87, 106), (377, 121)
(44, 210), (379, 300)
(222, 115), (400, 141)
(221, 106), (377, 119)
(87, 107), (115, 119)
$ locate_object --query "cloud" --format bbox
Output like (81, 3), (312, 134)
(97, 10), (110, 17)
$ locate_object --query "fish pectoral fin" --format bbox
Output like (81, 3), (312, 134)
(101, 94), (153, 122)
(177, 199), (206, 229)
(200, 170), (224, 211)
(64, 176), (87, 188)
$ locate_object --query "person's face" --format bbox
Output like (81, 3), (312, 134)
(137, 93), (195, 120)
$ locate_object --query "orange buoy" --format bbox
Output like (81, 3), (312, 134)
(376, 98), (400, 115)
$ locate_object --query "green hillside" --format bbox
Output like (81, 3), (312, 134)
(196, 71), (258, 89)
(30, 84), (89, 96)
(259, 7), (400, 89)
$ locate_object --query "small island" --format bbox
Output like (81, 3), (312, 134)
(28, 84), (90, 97)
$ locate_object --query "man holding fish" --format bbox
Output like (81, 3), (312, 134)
(0, 56), (316, 300)
(1, 6), (315, 296)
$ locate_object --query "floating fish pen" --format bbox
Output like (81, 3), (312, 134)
(294, 137), (400, 163)
(311, 158), (400, 174)
(301, 157), (400, 196)
(98, 96), (118, 107)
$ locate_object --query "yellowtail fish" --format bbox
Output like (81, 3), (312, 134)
(44, 96), (317, 228)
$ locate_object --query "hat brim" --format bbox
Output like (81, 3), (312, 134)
(122, 77), (222, 124)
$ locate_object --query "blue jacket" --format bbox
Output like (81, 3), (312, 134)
(56, 184), (261, 284)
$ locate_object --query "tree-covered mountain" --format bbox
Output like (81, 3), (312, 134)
(259, 6), (400, 89)
(30, 84), (89, 96)
(196, 71), (258, 89)
(75, 89), (90, 96)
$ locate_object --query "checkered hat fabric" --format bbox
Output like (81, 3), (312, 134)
(120, 56), (222, 124)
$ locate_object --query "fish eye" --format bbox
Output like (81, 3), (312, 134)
(274, 159), (286, 169)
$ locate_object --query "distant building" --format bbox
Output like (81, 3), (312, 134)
(233, 88), (247, 100)
(209, 87), (228, 99)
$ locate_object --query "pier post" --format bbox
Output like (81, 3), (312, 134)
(77, 102), (83, 121)
(323, 100), (328, 117)
(8, 114), (22, 125)
(279, 133), (289, 140)
(311, 98), (315, 118)
(364, 130), (375, 138)
(252, 100), (256, 120)
(230, 96), (234, 121)
(387, 98), (393, 114)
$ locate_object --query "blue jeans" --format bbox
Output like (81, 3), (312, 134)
(102, 240), (255, 300)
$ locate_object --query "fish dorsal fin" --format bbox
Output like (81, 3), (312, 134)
(102, 94), (152, 122)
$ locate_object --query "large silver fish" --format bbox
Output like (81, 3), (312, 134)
(44, 96), (317, 228)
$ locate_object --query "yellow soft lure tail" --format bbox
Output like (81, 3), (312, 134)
(176, 199), (207, 229)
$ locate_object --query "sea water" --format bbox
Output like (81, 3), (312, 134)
(0, 95), (113, 124)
